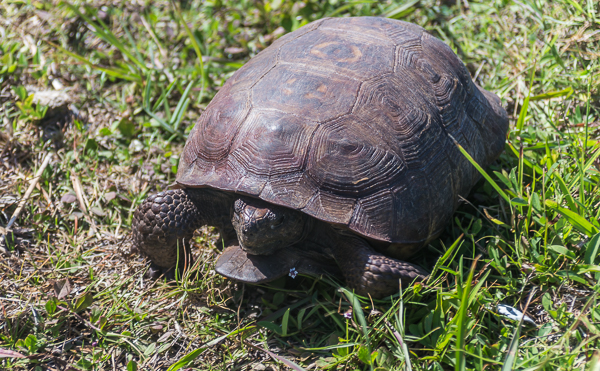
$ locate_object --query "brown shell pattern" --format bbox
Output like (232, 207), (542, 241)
(177, 17), (509, 244)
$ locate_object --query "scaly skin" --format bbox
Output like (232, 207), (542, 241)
(333, 234), (428, 297)
(133, 188), (428, 298)
(131, 188), (233, 271)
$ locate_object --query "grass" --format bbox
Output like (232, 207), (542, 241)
(0, 0), (599, 369)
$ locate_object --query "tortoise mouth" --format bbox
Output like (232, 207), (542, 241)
(238, 238), (293, 255)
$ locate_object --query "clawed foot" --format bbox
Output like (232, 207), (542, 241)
(356, 254), (428, 297)
(332, 234), (429, 298)
(132, 189), (202, 269)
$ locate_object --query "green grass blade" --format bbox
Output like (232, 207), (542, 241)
(516, 52), (537, 132)
(45, 40), (141, 82)
(396, 327), (413, 371)
(391, 295), (413, 371)
(553, 173), (579, 213)
(121, 22), (145, 68)
(257, 321), (282, 335)
(564, 0), (587, 16)
(584, 233), (600, 265)
(530, 87), (573, 101)
(171, 0), (204, 77)
(545, 200), (599, 237)
(153, 78), (178, 112)
(144, 108), (175, 134)
(341, 288), (373, 370)
(516, 95), (530, 133)
(170, 80), (194, 131)
(429, 235), (463, 282)
(501, 318), (521, 371)
(142, 15), (167, 54)
(341, 289), (369, 343)
(506, 142), (544, 175)
(281, 308), (290, 336)
(503, 290), (536, 370)
(299, 343), (361, 351)
(468, 269), (490, 304)
(167, 325), (255, 371)
(578, 143), (600, 177)
(455, 257), (479, 371)
(167, 348), (204, 371)
(451, 135), (511, 205)
(383, 0), (420, 19)
(143, 72), (153, 110)
(65, 3), (147, 72)
(328, 1), (378, 17)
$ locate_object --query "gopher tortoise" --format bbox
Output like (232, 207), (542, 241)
(132, 17), (508, 298)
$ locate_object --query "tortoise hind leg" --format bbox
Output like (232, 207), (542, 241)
(132, 188), (233, 275)
(331, 233), (429, 298)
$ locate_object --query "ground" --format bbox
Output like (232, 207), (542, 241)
(1, 0), (599, 370)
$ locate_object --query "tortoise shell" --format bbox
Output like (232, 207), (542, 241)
(177, 16), (508, 246)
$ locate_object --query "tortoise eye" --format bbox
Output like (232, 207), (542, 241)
(270, 216), (285, 229)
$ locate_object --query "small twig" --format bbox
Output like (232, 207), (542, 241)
(1, 152), (52, 254)
(513, 82), (521, 118)
(6, 153), (52, 230)
(71, 174), (99, 237)
(140, 15), (167, 59)
(473, 60), (486, 82)
(243, 341), (306, 371)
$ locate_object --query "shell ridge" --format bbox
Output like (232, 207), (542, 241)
(225, 104), (253, 166)
(319, 25), (394, 44)
(408, 32), (458, 238)
(277, 60), (361, 82)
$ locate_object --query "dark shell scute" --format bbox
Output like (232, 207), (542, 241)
(252, 64), (361, 123)
(307, 115), (406, 197)
(279, 26), (395, 81)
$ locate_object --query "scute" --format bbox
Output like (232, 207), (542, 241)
(279, 26), (395, 80)
(252, 64), (360, 122)
(307, 115), (406, 197)
(178, 90), (250, 186)
(229, 110), (317, 178)
(177, 16), (509, 245)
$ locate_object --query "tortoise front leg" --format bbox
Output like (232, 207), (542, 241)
(329, 232), (429, 298)
(132, 188), (233, 272)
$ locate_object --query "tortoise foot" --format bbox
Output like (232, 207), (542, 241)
(333, 234), (428, 298)
(132, 189), (200, 269)
(355, 254), (428, 298)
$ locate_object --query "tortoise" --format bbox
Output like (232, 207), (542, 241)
(132, 16), (508, 298)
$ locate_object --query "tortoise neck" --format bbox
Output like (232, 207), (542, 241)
(303, 221), (347, 256)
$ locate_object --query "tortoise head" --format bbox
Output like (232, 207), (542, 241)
(232, 197), (311, 255)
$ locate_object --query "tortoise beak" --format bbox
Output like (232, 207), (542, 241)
(215, 245), (295, 283)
